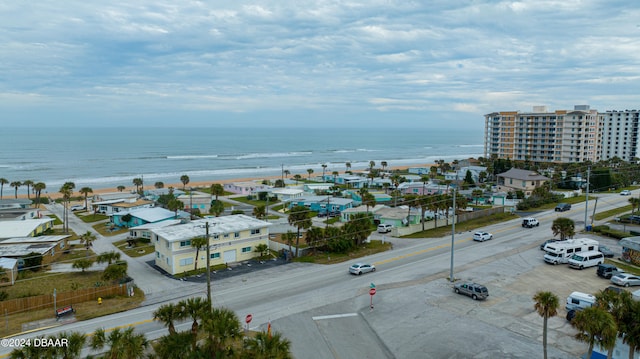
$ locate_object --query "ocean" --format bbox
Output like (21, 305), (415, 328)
(0, 126), (484, 195)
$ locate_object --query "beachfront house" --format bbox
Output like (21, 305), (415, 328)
(444, 166), (487, 183)
(0, 235), (69, 269)
(152, 215), (271, 275)
(287, 196), (354, 214)
(270, 188), (304, 202)
(375, 206), (421, 227)
(0, 199), (33, 210)
(143, 188), (185, 202)
(0, 218), (55, 239)
(223, 181), (272, 196)
(111, 207), (188, 228)
(0, 208), (42, 221)
(496, 168), (550, 197)
(177, 191), (212, 214)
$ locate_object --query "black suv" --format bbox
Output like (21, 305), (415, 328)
(597, 263), (623, 279)
(555, 203), (571, 212)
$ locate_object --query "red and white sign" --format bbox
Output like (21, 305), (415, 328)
(369, 288), (376, 296)
(245, 314), (253, 324)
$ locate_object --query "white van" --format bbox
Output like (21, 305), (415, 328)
(565, 291), (595, 311)
(377, 224), (392, 233)
(567, 250), (604, 269)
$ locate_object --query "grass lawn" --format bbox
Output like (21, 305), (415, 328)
(295, 240), (392, 265)
(78, 212), (109, 223)
(93, 222), (128, 236)
(593, 205), (633, 221)
(113, 238), (155, 258)
(402, 212), (519, 238)
(230, 197), (280, 207)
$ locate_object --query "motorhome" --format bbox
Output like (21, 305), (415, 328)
(543, 238), (599, 265)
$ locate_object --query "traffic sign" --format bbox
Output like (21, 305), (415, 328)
(245, 314), (253, 324)
(369, 288), (376, 296)
(370, 283), (376, 288)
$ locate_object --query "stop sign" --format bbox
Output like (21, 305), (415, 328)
(245, 314), (253, 324)
(369, 288), (376, 296)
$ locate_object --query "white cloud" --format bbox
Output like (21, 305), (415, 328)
(0, 0), (638, 128)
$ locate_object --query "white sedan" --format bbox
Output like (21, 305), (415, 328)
(473, 232), (493, 242)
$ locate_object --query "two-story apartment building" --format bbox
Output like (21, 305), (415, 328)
(152, 215), (271, 275)
(496, 168), (550, 197)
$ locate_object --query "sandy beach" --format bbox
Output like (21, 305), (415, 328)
(15, 164), (431, 201)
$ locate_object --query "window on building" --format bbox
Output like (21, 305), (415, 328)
(235, 232), (240, 238)
(251, 229), (261, 235)
(211, 253), (220, 259)
(180, 257), (194, 266)
(242, 247), (252, 253)
(180, 240), (191, 247)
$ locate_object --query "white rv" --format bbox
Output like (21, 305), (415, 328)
(543, 238), (599, 265)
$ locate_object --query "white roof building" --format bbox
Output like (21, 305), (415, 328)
(0, 218), (55, 238)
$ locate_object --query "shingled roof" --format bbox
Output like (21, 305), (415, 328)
(497, 168), (550, 181)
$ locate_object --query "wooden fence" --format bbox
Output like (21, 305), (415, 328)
(0, 283), (130, 315)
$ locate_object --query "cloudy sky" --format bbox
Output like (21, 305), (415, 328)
(1, 1), (639, 128)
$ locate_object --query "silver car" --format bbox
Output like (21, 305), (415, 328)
(611, 273), (640, 287)
(453, 282), (489, 300)
(473, 232), (493, 242)
(349, 263), (376, 275)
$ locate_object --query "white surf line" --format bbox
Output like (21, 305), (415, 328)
(312, 313), (358, 321)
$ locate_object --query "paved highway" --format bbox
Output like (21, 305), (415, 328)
(2, 191), (635, 358)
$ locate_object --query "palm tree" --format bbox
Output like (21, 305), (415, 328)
(332, 171), (339, 184)
(595, 288), (632, 359)
(283, 231), (296, 260)
(22, 180), (33, 199)
(210, 200), (225, 217)
(10, 181), (21, 198)
(533, 291), (559, 359)
(572, 306), (618, 359)
(254, 243), (269, 258)
(117, 185), (126, 192)
(59, 183), (74, 233)
(96, 251), (121, 265)
(0, 178), (8, 199)
(283, 169), (290, 178)
(154, 181), (164, 189)
(623, 299), (640, 359)
(191, 236), (208, 271)
(167, 198), (184, 218)
(153, 302), (181, 335)
(551, 217), (575, 240)
(132, 177), (143, 194)
(79, 231), (97, 253)
(305, 227), (324, 255)
(345, 162), (351, 173)
(201, 306), (242, 357)
(369, 161), (375, 172)
(471, 189), (483, 205)
(33, 182), (46, 208)
(630, 197), (640, 214)
(253, 205), (266, 220)
(243, 330), (293, 358)
(90, 327), (148, 359)
(306, 168), (314, 180)
(292, 174), (302, 185)
(79, 186), (93, 210)
(210, 183), (224, 201)
(177, 297), (209, 350)
(321, 164), (328, 179)
(153, 331), (194, 359)
(288, 205), (311, 257)
(381, 161), (388, 172)
(180, 175), (190, 190)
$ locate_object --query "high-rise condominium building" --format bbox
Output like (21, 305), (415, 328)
(484, 105), (640, 164)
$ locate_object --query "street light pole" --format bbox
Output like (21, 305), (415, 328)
(449, 185), (456, 282)
(584, 166), (590, 231)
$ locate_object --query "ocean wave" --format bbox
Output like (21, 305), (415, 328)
(225, 152), (313, 160)
(166, 154), (219, 160)
(457, 144), (484, 148)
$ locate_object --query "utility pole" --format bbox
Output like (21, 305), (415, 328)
(584, 166), (590, 231)
(449, 174), (458, 282)
(205, 222), (212, 309)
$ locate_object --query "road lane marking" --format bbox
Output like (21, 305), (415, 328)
(312, 313), (358, 321)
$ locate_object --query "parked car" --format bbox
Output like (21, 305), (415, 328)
(472, 232), (493, 242)
(70, 204), (86, 211)
(377, 224), (392, 233)
(611, 273), (640, 287)
(597, 263), (624, 279)
(555, 203), (571, 212)
(522, 218), (539, 228)
(349, 263), (376, 275)
(598, 246), (615, 258)
(621, 190), (632, 196)
(453, 282), (489, 300)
